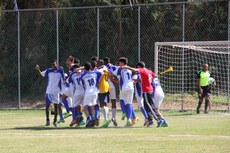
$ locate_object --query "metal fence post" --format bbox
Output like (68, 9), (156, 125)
(138, 6), (141, 62)
(181, 3), (185, 111)
(97, 8), (100, 58)
(56, 9), (59, 64)
(17, 11), (21, 109)
(228, 1), (230, 111)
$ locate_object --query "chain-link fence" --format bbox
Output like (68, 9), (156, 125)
(0, 0), (229, 110)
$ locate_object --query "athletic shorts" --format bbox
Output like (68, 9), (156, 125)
(198, 86), (211, 99)
(46, 93), (59, 105)
(72, 93), (84, 107)
(109, 88), (116, 100)
(98, 92), (110, 103)
(135, 96), (144, 107)
(152, 92), (164, 109)
(119, 89), (134, 105)
(62, 85), (74, 98)
(83, 94), (98, 107)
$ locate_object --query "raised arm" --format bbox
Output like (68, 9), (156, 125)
(35, 64), (43, 77)
(121, 65), (139, 73)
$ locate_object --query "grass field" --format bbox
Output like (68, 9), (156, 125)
(0, 110), (230, 153)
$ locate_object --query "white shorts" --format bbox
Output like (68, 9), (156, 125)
(135, 96), (144, 107)
(152, 89), (164, 109)
(66, 97), (73, 108)
(62, 85), (74, 98)
(109, 88), (116, 100)
(83, 94), (98, 107)
(72, 93), (84, 107)
(46, 92), (60, 104)
(119, 89), (134, 105)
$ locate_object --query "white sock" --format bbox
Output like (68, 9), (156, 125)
(112, 108), (116, 119)
(104, 106), (109, 120)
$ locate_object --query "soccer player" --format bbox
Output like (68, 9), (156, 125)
(35, 60), (65, 128)
(80, 62), (103, 128)
(110, 57), (137, 126)
(67, 63), (85, 127)
(121, 61), (157, 127)
(132, 72), (148, 124)
(151, 77), (168, 127)
(97, 59), (111, 127)
(103, 57), (118, 126)
(196, 64), (212, 114)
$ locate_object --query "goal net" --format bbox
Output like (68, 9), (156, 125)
(154, 41), (230, 111)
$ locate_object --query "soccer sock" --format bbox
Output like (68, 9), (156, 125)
(61, 99), (70, 113)
(112, 108), (116, 119)
(120, 100), (126, 115)
(205, 100), (209, 111)
(126, 104), (132, 120)
(94, 104), (100, 119)
(59, 111), (64, 120)
(104, 106), (109, 120)
(140, 107), (148, 119)
(197, 101), (202, 110)
(131, 107), (136, 119)
(72, 107), (76, 120)
(88, 107), (92, 117)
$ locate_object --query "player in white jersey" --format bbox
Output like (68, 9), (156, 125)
(103, 57), (118, 126)
(80, 62), (104, 128)
(110, 57), (137, 126)
(151, 77), (168, 127)
(35, 60), (65, 128)
(132, 72), (148, 122)
(67, 63), (85, 127)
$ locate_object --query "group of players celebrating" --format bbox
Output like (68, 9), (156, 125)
(35, 56), (168, 128)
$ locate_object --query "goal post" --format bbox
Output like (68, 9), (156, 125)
(154, 41), (230, 111)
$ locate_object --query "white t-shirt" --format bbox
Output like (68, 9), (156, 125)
(41, 67), (65, 94)
(111, 66), (133, 91)
(80, 70), (102, 96)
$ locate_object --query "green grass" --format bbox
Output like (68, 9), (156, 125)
(0, 110), (230, 153)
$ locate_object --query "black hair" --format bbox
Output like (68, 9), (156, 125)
(84, 62), (91, 71)
(91, 60), (97, 70)
(137, 61), (145, 68)
(73, 63), (80, 69)
(118, 57), (128, 65)
(67, 55), (74, 62)
(74, 58), (80, 65)
(97, 59), (104, 67)
(91, 56), (98, 62)
(103, 57), (110, 65)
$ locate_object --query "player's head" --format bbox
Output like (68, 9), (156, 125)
(137, 61), (145, 68)
(91, 56), (98, 62)
(203, 64), (208, 71)
(103, 57), (110, 65)
(91, 60), (97, 70)
(73, 63), (81, 72)
(84, 62), (92, 71)
(97, 59), (104, 67)
(118, 57), (128, 66)
(74, 58), (80, 65)
(66, 55), (74, 68)
(51, 60), (58, 70)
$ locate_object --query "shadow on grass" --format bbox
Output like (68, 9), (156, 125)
(4, 125), (147, 131)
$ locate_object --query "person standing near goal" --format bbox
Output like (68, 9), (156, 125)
(196, 64), (212, 114)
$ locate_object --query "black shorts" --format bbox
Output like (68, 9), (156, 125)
(98, 92), (110, 103)
(198, 86), (211, 99)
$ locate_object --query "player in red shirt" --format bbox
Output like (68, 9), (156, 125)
(122, 61), (158, 127)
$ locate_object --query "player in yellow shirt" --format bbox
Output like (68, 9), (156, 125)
(97, 59), (111, 128)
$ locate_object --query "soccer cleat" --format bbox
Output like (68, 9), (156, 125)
(143, 119), (149, 126)
(78, 120), (86, 127)
(86, 118), (94, 128)
(63, 112), (72, 119)
(53, 122), (59, 128)
(45, 120), (50, 126)
(204, 111), (209, 114)
(147, 120), (154, 127)
(196, 109), (200, 114)
(121, 113), (126, 120)
(111, 117), (118, 126)
(69, 120), (77, 127)
(101, 120), (111, 128)
(157, 119), (164, 128)
(131, 117), (139, 125)
(57, 119), (65, 124)
(95, 119), (100, 126)
(161, 120), (168, 127)
(126, 119), (133, 127)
